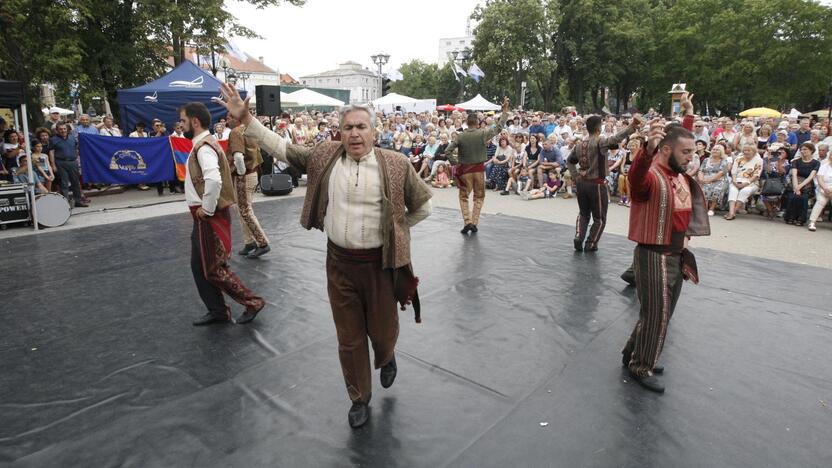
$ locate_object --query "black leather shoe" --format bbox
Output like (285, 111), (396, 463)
(348, 401), (370, 428)
(470, 224), (478, 233)
(653, 365), (664, 375)
(246, 245), (271, 259)
(585, 242), (598, 252)
(236, 300), (265, 324)
(461, 224), (472, 234)
(629, 370), (665, 393)
(192, 312), (231, 326)
(622, 352), (663, 375)
(573, 238), (583, 252)
(74, 202), (89, 208)
(380, 356), (397, 388)
(620, 270), (636, 286)
(238, 243), (256, 256)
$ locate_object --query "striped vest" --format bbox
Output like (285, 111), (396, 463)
(628, 165), (710, 245)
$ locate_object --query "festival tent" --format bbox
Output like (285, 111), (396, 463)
(117, 60), (245, 134)
(40, 106), (74, 116)
(456, 94), (500, 111)
(286, 88), (345, 107)
(371, 93), (435, 114)
(738, 107), (782, 118)
(0, 79), (38, 230)
(800, 108), (832, 118)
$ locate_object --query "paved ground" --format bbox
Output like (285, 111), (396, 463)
(2, 184), (830, 269)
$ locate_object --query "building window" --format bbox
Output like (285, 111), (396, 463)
(446, 41), (451, 46)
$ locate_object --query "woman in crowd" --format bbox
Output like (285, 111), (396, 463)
(694, 140), (710, 164)
(524, 134), (542, 188)
(490, 137), (514, 194)
(3, 130), (24, 172)
(783, 142), (820, 226)
(698, 144), (730, 216)
(759, 146), (791, 219)
(606, 142), (626, 195)
(379, 121), (395, 149)
(314, 122), (330, 144)
(757, 125), (772, 157)
(808, 149), (832, 231)
(724, 144), (763, 220)
(290, 118), (307, 146)
(733, 122), (757, 152)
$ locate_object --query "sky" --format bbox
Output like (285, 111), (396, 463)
(227, 0), (483, 78)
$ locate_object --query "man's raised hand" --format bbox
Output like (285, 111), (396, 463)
(213, 83), (251, 124)
(680, 92), (695, 116)
(645, 118), (665, 154)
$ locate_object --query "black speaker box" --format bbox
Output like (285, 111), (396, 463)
(260, 173), (293, 196)
(255, 85), (281, 116)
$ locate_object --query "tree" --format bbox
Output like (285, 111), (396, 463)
(390, 60), (440, 98)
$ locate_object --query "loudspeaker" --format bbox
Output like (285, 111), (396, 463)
(255, 85), (281, 116)
(260, 174), (293, 196)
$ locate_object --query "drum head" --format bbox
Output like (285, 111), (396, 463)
(36, 193), (71, 228)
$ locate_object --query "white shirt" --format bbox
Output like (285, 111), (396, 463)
(221, 127), (231, 140)
(184, 130), (222, 215)
(816, 160), (832, 194)
(99, 126), (122, 137)
(245, 118), (431, 249)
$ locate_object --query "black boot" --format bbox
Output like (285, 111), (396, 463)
(246, 244), (271, 259)
(380, 356), (397, 388)
(461, 224), (472, 234)
(629, 370), (665, 393)
(348, 401), (370, 428)
(192, 312), (231, 326)
(573, 237), (583, 252)
(470, 224), (478, 233)
(238, 243), (257, 256)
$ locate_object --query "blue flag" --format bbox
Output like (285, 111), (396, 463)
(79, 134), (175, 184)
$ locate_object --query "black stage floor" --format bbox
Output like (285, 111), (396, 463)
(1, 197), (831, 467)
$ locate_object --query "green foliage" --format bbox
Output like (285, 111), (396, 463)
(0, 0), (304, 124)
(389, 61), (462, 105)
(468, 0), (832, 114)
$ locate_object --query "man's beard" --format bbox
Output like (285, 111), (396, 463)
(668, 155), (686, 174)
(183, 129), (194, 139)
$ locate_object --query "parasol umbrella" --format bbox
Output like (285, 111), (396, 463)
(738, 107), (782, 118)
(436, 104), (463, 112)
(800, 109), (832, 118)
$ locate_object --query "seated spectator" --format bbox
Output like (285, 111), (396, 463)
(808, 152), (832, 231)
(30, 141), (54, 192)
(98, 116), (122, 136)
(13, 154), (48, 194)
(129, 122), (148, 138)
(505, 166), (532, 195)
(431, 164), (451, 188)
(490, 137), (514, 194)
(724, 144), (763, 220)
(759, 146), (790, 219)
(538, 137), (562, 189)
(0, 152), (9, 182)
(314, 122), (330, 144)
(618, 137), (642, 206)
(783, 142), (820, 226)
(694, 140), (710, 164)
(3, 129), (24, 171)
(525, 134), (542, 188)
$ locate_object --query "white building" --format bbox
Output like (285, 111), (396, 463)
(438, 35), (474, 68)
(299, 61), (381, 104)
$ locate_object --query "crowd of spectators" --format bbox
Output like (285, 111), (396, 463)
(3, 103), (831, 232)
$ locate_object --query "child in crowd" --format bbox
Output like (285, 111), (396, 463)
(431, 164), (451, 188)
(505, 166), (532, 195)
(31, 141), (54, 192)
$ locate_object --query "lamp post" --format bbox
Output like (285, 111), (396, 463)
(371, 53), (390, 98)
(449, 48), (471, 103)
(225, 67), (238, 87)
(237, 71), (251, 91)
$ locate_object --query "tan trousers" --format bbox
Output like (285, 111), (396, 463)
(234, 172), (269, 247)
(326, 243), (399, 403)
(458, 171), (486, 226)
(809, 190), (831, 222)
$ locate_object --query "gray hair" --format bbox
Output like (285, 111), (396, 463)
(818, 143), (829, 150)
(339, 104), (377, 128)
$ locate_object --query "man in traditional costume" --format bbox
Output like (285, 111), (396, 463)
(226, 113), (271, 259)
(179, 102), (265, 326)
(446, 98), (510, 234)
(216, 84), (432, 428)
(567, 115), (642, 251)
(621, 93), (710, 393)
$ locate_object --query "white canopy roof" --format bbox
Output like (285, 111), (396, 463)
(287, 88), (345, 107)
(371, 93), (417, 106)
(41, 106), (74, 115)
(456, 94), (500, 111)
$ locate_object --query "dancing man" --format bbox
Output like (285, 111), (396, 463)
(567, 114), (642, 251)
(446, 97), (510, 234)
(621, 92), (710, 393)
(216, 84), (432, 428)
(179, 102), (265, 326)
(226, 113), (271, 259)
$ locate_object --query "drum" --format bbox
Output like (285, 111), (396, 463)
(35, 193), (71, 228)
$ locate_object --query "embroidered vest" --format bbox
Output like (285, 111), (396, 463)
(228, 126), (263, 173)
(299, 143), (421, 269)
(188, 135), (237, 210)
(628, 165), (710, 245)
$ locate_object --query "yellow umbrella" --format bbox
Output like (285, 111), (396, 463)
(738, 107), (783, 118)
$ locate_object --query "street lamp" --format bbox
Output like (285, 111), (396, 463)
(237, 71), (251, 91)
(225, 67), (238, 86)
(449, 48), (471, 102)
(371, 53), (390, 77)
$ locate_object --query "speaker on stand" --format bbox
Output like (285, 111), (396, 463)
(255, 85), (281, 117)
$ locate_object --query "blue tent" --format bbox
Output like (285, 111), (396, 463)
(117, 60), (245, 134)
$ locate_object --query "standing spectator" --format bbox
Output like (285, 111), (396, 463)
(50, 122), (88, 207)
(794, 118), (812, 146)
(98, 116), (122, 136)
(45, 108), (62, 131)
(783, 142), (820, 226)
(698, 144), (730, 216)
(808, 152), (832, 231)
(30, 141), (54, 192)
(72, 114), (99, 139)
(724, 144), (762, 220)
(692, 120), (710, 144)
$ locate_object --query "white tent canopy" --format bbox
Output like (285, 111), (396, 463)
(788, 108), (802, 119)
(286, 88), (345, 107)
(371, 93), (417, 106)
(456, 94), (500, 111)
(41, 106), (74, 115)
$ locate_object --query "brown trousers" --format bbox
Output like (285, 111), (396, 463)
(458, 171), (486, 226)
(234, 172), (269, 247)
(326, 242), (399, 403)
(622, 245), (684, 377)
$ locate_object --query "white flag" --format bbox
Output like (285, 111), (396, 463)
(453, 63), (467, 81)
(467, 63), (485, 83)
